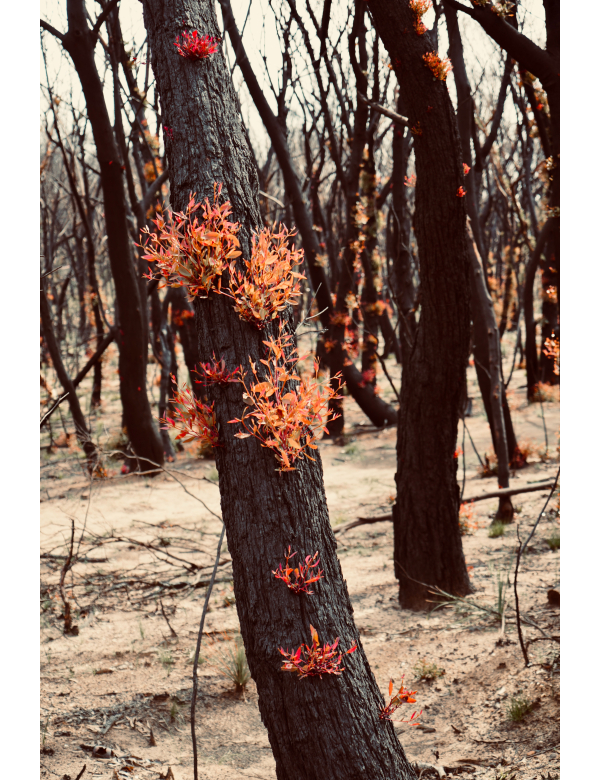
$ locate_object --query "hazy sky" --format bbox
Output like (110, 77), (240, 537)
(40, 0), (548, 164)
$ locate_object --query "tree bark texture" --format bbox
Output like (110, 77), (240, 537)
(367, 0), (472, 609)
(60, 0), (164, 470)
(141, 2), (417, 778)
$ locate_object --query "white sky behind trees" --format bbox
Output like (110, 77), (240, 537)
(40, 0), (549, 168)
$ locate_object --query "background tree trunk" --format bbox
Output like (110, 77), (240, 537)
(40, 282), (98, 469)
(466, 222), (513, 521)
(142, 1), (417, 777)
(367, 0), (472, 609)
(60, 0), (164, 471)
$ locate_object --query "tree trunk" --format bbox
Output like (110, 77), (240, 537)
(368, 0), (472, 609)
(59, 0), (164, 471)
(150, 287), (177, 460)
(389, 105), (417, 363)
(443, 1), (519, 474)
(142, 1), (417, 778)
(524, 219), (553, 400)
(41, 282), (97, 470)
(466, 222), (513, 522)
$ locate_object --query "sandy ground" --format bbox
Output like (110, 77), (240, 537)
(40, 346), (560, 780)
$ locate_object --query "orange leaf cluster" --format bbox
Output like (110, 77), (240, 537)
(279, 625), (357, 679)
(379, 678), (420, 723)
(329, 310), (351, 328)
(358, 368), (376, 388)
(409, 0), (431, 35)
(161, 377), (219, 447)
(140, 185), (241, 297)
(363, 300), (387, 317)
(272, 546), (324, 595)
(228, 330), (342, 471)
(225, 225), (305, 327)
(459, 501), (483, 536)
(457, 186), (467, 198)
(543, 333), (560, 376)
(423, 51), (453, 81)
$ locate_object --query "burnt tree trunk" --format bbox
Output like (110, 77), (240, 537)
(368, 0), (472, 609)
(41, 282), (98, 470)
(142, 1), (417, 778)
(444, 1), (519, 471)
(389, 101), (417, 363)
(524, 219), (553, 400)
(466, 222), (513, 522)
(49, 0), (164, 471)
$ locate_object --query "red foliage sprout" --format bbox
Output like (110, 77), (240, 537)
(379, 678), (421, 724)
(140, 185), (241, 297)
(272, 546), (324, 594)
(225, 225), (306, 328)
(161, 378), (219, 448)
(409, 0), (432, 35)
(457, 186), (467, 198)
(194, 354), (243, 386)
(423, 51), (453, 81)
(229, 329), (343, 472)
(174, 30), (219, 61)
(279, 625), (357, 679)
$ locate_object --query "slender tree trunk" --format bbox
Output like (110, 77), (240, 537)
(57, 0), (164, 470)
(389, 106), (417, 363)
(41, 282), (97, 470)
(452, 0), (560, 387)
(368, 0), (472, 609)
(466, 222), (513, 521)
(142, 1), (417, 778)
(151, 287), (177, 460)
(443, 2), (519, 471)
(524, 219), (553, 399)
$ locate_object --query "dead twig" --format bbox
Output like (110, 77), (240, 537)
(514, 467), (560, 666)
(191, 521), (227, 780)
(58, 519), (76, 634)
(159, 599), (178, 638)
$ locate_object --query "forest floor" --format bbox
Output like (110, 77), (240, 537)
(40, 346), (560, 780)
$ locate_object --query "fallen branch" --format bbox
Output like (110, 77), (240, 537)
(333, 480), (557, 534)
(461, 480), (556, 503)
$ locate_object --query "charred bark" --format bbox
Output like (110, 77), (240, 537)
(368, 0), (472, 609)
